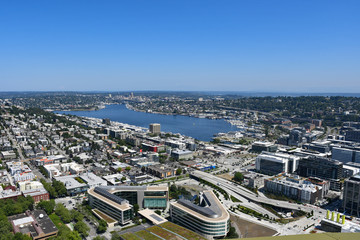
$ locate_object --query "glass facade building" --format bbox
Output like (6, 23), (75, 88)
(88, 188), (133, 225)
(88, 186), (169, 225)
(170, 190), (230, 238)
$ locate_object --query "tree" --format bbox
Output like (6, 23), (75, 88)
(37, 200), (55, 215)
(133, 204), (139, 214)
(55, 204), (71, 223)
(176, 168), (182, 175)
(74, 221), (90, 237)
(13, 232), (33, 240)
(117, 167), (122, 172)
(125, 166), (131, 171)
(121, 176), (127, 182)
(97, 219), (107, 233)
(52, 180), (67, 196)
(70, 209), (84, 222)
(155, 210), (161, 216)
(67, 231), (82, 240)
(93, 237), (106, 240)
(233, 172), (244, 183)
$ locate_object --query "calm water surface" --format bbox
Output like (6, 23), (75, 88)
(55, 104), (236, 141)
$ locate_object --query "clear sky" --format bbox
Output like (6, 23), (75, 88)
(0, 0), (359, 92)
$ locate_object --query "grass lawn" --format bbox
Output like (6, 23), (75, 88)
(243, 232), (360, 240)
(147, 226), (182, 240)
(136, 230), (162, 240)
(160, 222), (206, 240)
(120, 232), (142, 240)
(93, 209), (116, 223)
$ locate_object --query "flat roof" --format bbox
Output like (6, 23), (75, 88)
(54, 175), (87, 190)
(138, 209), (167, 225)
(80, 172), (107, 185)
(88, 188), (132, 211)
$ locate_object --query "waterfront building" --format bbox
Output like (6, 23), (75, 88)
(255, 152), (300, 175)
(251, 141), (277, 153)
(170, 190), (230, 238)
(149, 123), (161, 134)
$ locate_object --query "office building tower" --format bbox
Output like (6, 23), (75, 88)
(149, 123), (161, 134)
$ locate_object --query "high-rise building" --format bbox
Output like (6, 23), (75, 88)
(345, 130), (360, 142)
(343, 174), (360, 217)
(297, 156), (343, 191)
(332, 146), (360, 164)
(255, 152), (300, 175)
(102, 118), (111, 125)
(149, 123), (161, 134)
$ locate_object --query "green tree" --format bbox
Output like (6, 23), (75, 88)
(70, 209), (84, 222)
(13, 232), (33, 240)
(93, 237), (106, 240)
(97, 219), (107, 233)
(52, 180), (67, 196)
(67, 231), (82, 240)
(37, 200), (55, 215)
(74, 221), (90, 237)
(233, 172), (244, 183)
(125, 166), (131, 171)
(133, 203), (139, 214)
(176, 168), (182, 175)
(55, 204), (71, 223)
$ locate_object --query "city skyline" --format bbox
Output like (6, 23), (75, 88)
(1, 1), (359, 92)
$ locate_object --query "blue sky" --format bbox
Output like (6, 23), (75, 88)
(0, 1), (359, 92)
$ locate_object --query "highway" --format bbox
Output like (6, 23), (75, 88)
(191, 170), (322, 214)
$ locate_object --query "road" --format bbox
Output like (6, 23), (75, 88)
(192, 170), (322, 214)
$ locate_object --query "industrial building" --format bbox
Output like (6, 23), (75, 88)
(170, 190), (230, 238)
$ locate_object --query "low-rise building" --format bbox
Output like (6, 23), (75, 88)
(22, 188), (49, 203)
(146, 164), (176, 178)
(171, 149), (193, 160)
(252, 141), (277, 153)
(170, 190), (230, 238)
(8, 210), (58, 240)
(264, 174), (324, 204)
(79, 172), (107, 188)
(54, 175), (88, 196)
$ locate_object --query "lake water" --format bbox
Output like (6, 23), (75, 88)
(55, 104), (236, 141)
